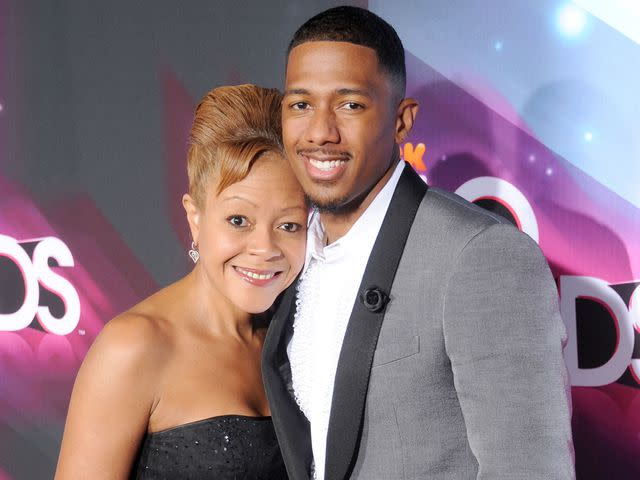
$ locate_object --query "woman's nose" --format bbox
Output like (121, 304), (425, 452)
(247, 226), (282, 260)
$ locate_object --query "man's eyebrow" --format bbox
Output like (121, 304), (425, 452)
(283, 88), (372, 98)
(284, 88), (309, 96)
(335, 88), (372, 98)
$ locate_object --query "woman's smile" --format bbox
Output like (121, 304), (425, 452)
(233, 266), (284, 286)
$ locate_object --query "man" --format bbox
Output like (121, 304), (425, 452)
(262, 6), (574, 480)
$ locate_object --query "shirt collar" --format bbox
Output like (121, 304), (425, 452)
(304, 160), (406, 268)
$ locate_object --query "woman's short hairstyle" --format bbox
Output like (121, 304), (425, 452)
(187, 84), (283, 208)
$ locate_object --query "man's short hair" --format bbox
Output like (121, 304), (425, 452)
(288, 6), (406, 99)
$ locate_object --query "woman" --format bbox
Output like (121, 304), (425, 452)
(55, 85), (307, 479)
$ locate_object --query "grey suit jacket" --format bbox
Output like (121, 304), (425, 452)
(262, 163), (574, 480)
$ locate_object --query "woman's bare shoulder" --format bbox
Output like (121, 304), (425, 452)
(83, 288), (181, 381)
(55, 292), (179, 479)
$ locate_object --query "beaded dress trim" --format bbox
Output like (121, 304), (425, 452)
(130, 415), (287, 479)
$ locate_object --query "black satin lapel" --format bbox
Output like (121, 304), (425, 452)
(262, 283), (312, 480)
(325, 163), (428, 480)
(263, 285), (297, 368)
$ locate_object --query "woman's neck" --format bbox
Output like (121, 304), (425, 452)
(182, 266), (256, 341)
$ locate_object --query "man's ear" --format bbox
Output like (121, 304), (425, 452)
(394, 98), (419, 144)
(182, 193), (201, 245)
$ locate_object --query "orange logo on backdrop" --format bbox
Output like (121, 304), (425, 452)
(400, 142), (427, 173)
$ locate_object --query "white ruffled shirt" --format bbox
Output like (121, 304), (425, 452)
(287, 161), (405, 480)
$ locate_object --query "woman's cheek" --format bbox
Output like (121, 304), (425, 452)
(289, 237), (306, 274)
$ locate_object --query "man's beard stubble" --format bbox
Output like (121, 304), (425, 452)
(296, 147), (356, 214)
(305, 192), (352, 214)
(297, 146), (401, 215)
(304, 184), (369, 215)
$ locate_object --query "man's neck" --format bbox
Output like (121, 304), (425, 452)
(321, 158), (400, 245)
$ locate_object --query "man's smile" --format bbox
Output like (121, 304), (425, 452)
(302, 154), (349, 181)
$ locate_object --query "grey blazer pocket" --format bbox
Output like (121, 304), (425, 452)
(372, 335), (420, 368)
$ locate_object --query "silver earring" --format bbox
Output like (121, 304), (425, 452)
(188, 241), (200, 263)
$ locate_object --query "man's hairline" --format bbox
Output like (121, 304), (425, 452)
(284, 39), (406, 101)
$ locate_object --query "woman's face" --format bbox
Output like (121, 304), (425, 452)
(186, 152), (307, 314)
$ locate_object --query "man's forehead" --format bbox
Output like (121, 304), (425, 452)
(286, 40), (378, 66)
(285, 41), (383, 90)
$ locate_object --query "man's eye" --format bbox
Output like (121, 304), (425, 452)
(279, 222), (302, 233)
(227, 215), (248, 227)
(344, 102), (363, 110)
(291, 102), (309, 110)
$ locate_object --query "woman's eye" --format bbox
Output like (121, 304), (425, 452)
(227, 216), (248, 227)
(291, 102), (309, 110)
(279, 222), (302, 233)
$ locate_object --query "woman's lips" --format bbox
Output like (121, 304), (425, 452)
(233, 266), (283, 286)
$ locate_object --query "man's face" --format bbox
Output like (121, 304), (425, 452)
(282, 41), (399, 212)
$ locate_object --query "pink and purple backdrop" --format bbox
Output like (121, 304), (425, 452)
(1, 1), (638, 478)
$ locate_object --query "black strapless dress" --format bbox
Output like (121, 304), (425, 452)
(130, 415), (288, 479)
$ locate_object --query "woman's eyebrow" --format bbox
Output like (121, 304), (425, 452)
(279, 205), (308, 213)
(221, 195), (258, 207)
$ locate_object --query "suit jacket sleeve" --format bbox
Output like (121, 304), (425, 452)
(442, 223), (575, 479)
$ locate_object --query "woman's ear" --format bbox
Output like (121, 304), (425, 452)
(182, 193), (201, 245)
(394, 98), (419, 144)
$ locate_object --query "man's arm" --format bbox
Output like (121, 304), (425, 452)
(442, 223), (574, 479)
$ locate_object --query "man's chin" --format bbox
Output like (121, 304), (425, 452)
(306, 193), (357, 214)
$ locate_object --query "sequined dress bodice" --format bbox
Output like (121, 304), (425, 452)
(130, 415), (288, 479)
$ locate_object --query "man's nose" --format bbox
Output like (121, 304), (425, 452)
(305, 107), (340, 145)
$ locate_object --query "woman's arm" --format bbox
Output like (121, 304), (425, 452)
(55, 314), (163, 479)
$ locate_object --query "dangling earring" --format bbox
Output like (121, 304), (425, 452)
(188, 241), (200, 263)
